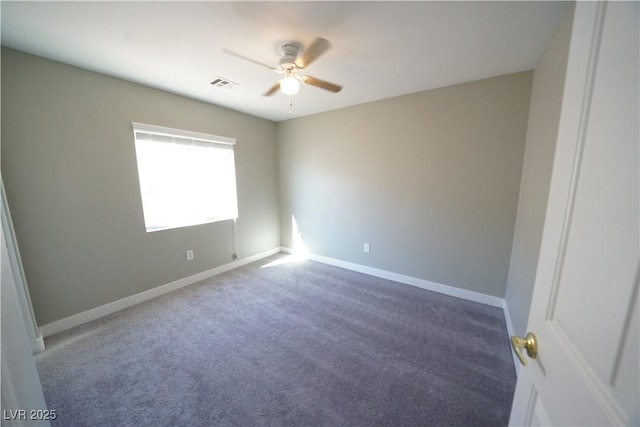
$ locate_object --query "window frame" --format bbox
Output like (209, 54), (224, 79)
(131, 122), (238, 233)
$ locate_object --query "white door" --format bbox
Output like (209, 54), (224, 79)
(509, 2), (639, 426)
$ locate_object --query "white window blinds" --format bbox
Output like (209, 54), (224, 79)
(132, 123), (238, 232)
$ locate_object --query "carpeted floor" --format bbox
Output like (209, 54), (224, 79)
(35, 254), (516, 426)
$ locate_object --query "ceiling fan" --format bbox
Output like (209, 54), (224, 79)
(223, 37), (343, 97)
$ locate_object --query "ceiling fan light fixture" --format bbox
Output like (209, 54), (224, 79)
(223, 37), (341, 99)
(280, 76), (300, 95)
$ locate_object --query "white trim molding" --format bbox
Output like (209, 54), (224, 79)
(2, 179), (46, 353)
(502, 300), (521, 376)
(42, 245), (518, 378)
(282, 247), (519, 374)
(40, 247), (281, 337)
(281, 247), (505, 308)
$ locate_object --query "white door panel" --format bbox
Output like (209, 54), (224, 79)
(509, 2), (639, 426)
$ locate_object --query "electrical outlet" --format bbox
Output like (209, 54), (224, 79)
(186, 250), (194, 261)
(363, 243), (370, 253)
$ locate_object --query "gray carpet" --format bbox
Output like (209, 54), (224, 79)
(36, 254), (516, 426)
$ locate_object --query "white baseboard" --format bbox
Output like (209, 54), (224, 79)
(282, 247), (521, 372)
(34, 333), (45, 353)
(281, 247), (504, 308)
(42, 245), (517, 372)
(40, 247), (282, 337)
(502, 300), (521, 376)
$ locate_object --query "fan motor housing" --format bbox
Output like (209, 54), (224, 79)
(279, 43), (299, 67)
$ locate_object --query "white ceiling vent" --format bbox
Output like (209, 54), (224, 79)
(210, 76), (238, 89)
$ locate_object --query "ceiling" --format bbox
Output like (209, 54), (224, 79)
(1, 1), (569, 122)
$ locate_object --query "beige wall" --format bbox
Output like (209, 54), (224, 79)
(505, 8), (573, 336)
(2, 45), (546, 326)
(1, 48), (280, 325)
(278, 72), (532, 297)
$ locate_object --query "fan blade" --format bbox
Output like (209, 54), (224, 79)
(303, 75), (342, 93)
(222, 48), (276, 71)
(263, 82), (280, 96)
(294, 37), (331, 69)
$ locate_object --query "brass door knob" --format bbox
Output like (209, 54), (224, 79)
(511, 332), (538, 366)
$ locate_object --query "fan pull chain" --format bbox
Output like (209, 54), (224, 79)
(288, 96), (293, 114)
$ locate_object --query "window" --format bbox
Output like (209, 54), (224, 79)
(132, 123), (238, 232)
